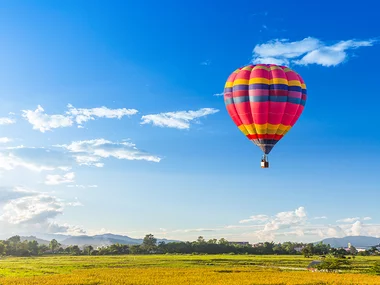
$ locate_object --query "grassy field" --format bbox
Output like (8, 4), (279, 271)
(0, 254), (379, 284)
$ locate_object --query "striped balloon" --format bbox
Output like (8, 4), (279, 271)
(224, 64), (307, 155)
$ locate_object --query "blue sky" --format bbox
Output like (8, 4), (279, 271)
(0, 0), (379, 243)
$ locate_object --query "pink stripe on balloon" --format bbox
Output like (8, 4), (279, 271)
(234, 102), (254, 125)
(288, 91), (303, 99)
(226, 104), (243, 126)
(267, 113), (283, 125)
(251, 68), (270, 79)
(253, 112), (268, 125)
(251, 101), (268, 115)
(250, 89), (270, 96)
(285, 71), (300, 81)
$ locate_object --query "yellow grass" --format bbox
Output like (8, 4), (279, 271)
(0, 255), (380, 284)
(1, 267), (380, 285)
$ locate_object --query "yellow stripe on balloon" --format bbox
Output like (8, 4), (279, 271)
(238, 123), (292, 135)
(270, 78), (288, 85)
(242, 66), (253, 71)
(233, 79), (249, 86)
(248, 78), (290, 85)
(288, 80), (302, 87)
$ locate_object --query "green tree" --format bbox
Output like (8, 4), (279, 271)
(218, 238), (229, 245)
(316, 255), (351, 272)
(83, 245), (94, 255)
(141, 234), (157, 253)
(370, 261), (380, 275)
(207, 238), (217, 244)
(196, 236), (205, 244)
(302, 246), (313, 258)
(49, 239), (61, 253)
(70, 245), (81, 255)
(0, 241), (6, 255)
(38, 244), (49, 255)
(349, 245), (357, 256)
(7, 235), (21, 255)
(129, 245), (144, 254)
(28, 240), (39, 255)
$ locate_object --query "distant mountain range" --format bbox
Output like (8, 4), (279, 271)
(17, 233), (178, 247)
(319, 236), (380, 248)
(9, 234), (380, 249)
(20, 236), (51, 245)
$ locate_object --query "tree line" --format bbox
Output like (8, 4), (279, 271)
(0, 234), (379, 257)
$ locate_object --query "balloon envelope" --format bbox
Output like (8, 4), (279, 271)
(224, 64), (307, 154)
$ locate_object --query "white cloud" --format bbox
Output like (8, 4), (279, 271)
(313, 216), (327, 220)
(172, 228), (216, 233)
(363, 217), (372, 221)
(141, 108), (219, 129)
(57, 138), (161, 165)
(239, 214), (269, 224)
(337, 217), (360, 223)
(46, 221), (86, 235)
(0, 187), (81, 225)
(66, 104), (138, 126)
(0, 137), (12, 143)
(22, 105), (73, 132)
(45, 172), (75, 185)
(22, 104), (138, 132)
(164, 207), (380, 243)
(0, 188), (85, 236)
(252, 37), (376, 67)
(350, 221), (363, 236)
(0, 117), (16, 125)
(67, 184), (98, 189)
(213, 92), (224, 97)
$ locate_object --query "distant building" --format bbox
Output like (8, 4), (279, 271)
(356, 248), (367, 252)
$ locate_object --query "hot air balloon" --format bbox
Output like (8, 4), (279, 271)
(223, 64), (307, 168)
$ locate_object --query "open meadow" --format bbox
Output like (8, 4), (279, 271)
(0, 255), (380, 285)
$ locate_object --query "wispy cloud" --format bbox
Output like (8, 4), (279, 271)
(172, 228), (216, 233)
(22, 104), (138, 132)
(0, 118), (16, 125)
(45, 172), (75, 185)
(213, 92), (224, 97)
(57, 138), (161, 165)
(336, 217), (373, 223)
(200, 60), (211, 66)
(66, 104), (138, 127)
(141, 108), (219, 129)
(336, 217), (360, 223)
(250, 11), (268, 17)
(313, 216), (328, 220)
(0, 137), (12, 143)
(252, 37), (377, 67)
(67, 184), (98, 189)
(239, 214), (269, 224)
(0, 146), (72, 172)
